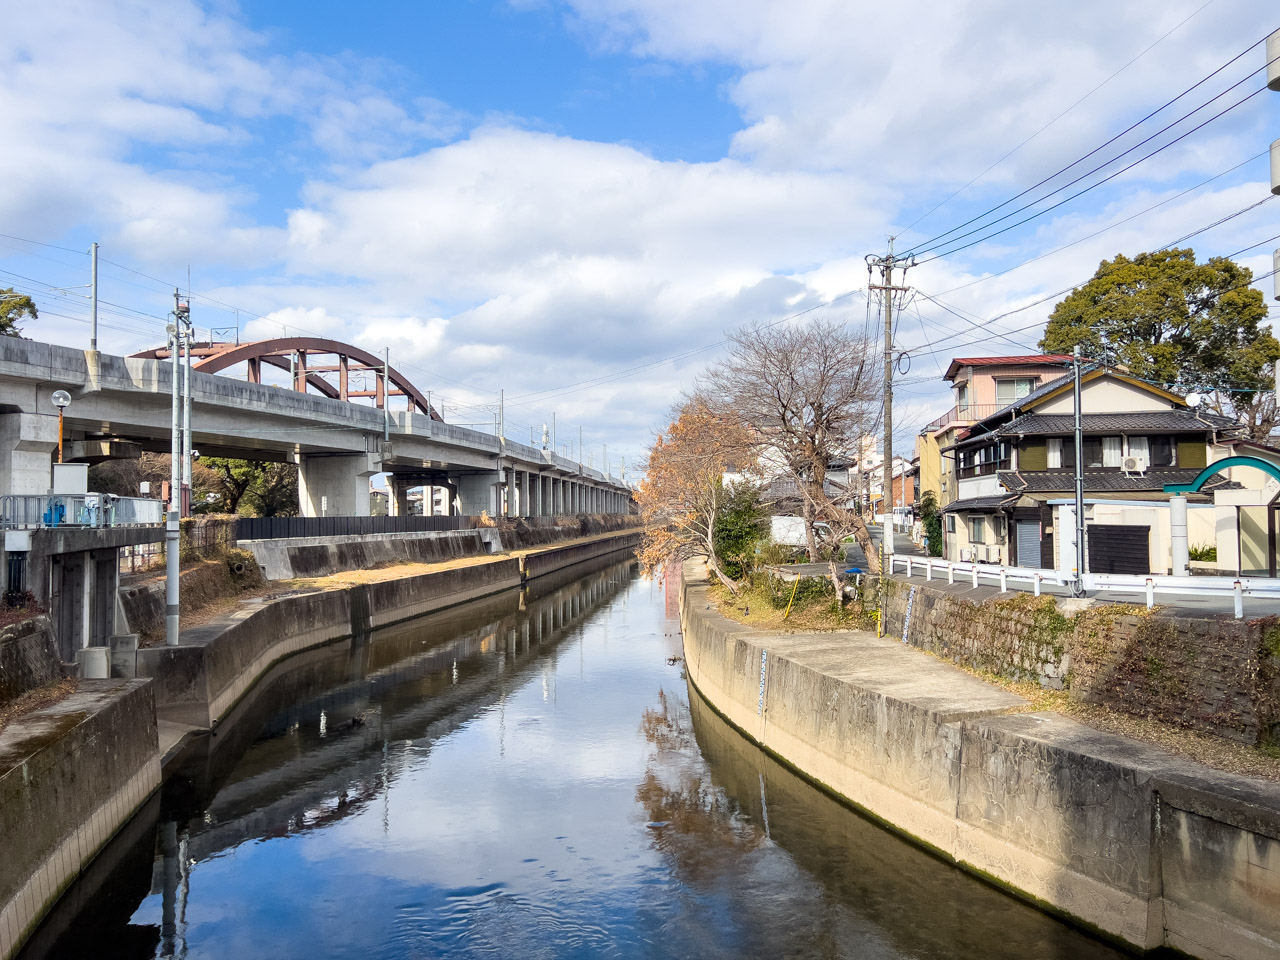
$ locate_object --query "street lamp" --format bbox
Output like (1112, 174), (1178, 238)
(51, 390), (71, 463)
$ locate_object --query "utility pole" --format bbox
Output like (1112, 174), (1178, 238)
(578, 425), (583, 465)
(552, 412), (556, 452)
(89, 242), (98, 351)
(383, 348), (390, 443)
(866, 240), (913, 565)
(1072, 346), (1086, 595)
(164, 289), (185, 647)
(181, 311), (193, 517)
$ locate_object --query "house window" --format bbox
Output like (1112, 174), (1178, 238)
(1048, 438), (1062, 469)
(995, 378), (1036, 404)
(1126, 436), (1149, 464)
(1082, 437), (1103, 468)
(1102, 436), (1122, 468)
(970, 517), (985, 543)
(1150, 436), (1174, 467)
(946, 515), (956, 533)
(956, 383), (969, 413)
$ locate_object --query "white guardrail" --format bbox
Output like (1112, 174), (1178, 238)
(0, 494), (164, 530)
(888, 556), (1280, 618)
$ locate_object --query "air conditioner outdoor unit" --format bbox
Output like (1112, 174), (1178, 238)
(1122, 454), (1147, 475)
(959, 548), (973, 562)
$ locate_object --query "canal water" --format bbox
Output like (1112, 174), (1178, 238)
(22, 556), (1126, 959)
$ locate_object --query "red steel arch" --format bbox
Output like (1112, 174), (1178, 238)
(131, 337), (442, 420)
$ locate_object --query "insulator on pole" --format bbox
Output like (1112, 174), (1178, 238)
(1269, 29), (1280, 92)
(1272, 139), (1280, 196)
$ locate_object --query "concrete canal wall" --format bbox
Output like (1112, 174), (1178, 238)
(136, 529), (640, 728)
(680, 564), (1280, 960)
(0, 616), (60, 704)
(0, 680), (159, 960)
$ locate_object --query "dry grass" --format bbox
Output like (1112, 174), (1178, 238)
(0, 678), (78, 737)
(948, 660), (1280, 783)
(708, 578), (873, 633)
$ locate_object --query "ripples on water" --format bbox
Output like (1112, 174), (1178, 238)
(23, 557), (1126, 960)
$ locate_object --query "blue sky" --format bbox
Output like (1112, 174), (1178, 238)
(0, 0), (1277, 472)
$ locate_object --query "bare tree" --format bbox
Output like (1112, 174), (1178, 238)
(702, 318), (883, 596)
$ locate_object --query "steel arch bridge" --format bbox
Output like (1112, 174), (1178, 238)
(130, 337), (443, 420)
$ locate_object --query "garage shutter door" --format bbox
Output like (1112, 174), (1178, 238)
(1087, 524), (1150, 575)
(1015, 522), (1041, 568)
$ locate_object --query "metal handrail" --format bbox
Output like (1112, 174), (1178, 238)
(888, 555), (1280, 618)
(0, 493), (164, 529)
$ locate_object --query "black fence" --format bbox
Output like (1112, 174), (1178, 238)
(236, 514), (469, 541)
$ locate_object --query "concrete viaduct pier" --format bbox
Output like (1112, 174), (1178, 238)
(0, 337), (632, 518)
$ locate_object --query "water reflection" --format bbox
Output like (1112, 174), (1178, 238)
(23, 558), (1124, 960)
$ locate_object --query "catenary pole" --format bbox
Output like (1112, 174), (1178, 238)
(89, 242), (98, 351)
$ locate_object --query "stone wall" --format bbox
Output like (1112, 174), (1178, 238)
(0, 679), (159, 960)
(0, 616), (59, 705)
(878, 578), (1280, 746)
(681, 567), (1280, 960)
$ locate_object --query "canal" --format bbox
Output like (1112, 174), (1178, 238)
(22, 556), (1127, 959)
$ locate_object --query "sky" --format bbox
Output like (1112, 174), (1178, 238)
(1, 0), (1278, 476)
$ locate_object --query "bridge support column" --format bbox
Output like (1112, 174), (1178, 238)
(387, 476), (410, 517)
(457, 473), (497, 516)
(0, 413), (58, 496)
(298, 453), (379, 517)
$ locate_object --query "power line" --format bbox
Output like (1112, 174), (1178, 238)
(934, 148), (1270, 296)
(912, 78), (1272, 264)
(898, 32), (1271, 259)
(899, 0), (1218, 236)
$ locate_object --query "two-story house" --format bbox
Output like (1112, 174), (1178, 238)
(938, 365), (1244, 575)
(916, 355), (1072, 508)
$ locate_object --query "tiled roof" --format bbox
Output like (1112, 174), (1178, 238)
(941, 493), (1018, 514)
(996, 469), (1241, 494)
(944, 355), (1073, 380)
(991, 411), (1237, 436)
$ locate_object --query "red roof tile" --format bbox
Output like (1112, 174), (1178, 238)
(944, 354), (1073, 380)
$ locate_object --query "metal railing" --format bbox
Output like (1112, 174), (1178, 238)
(0, 493), (163, 529)
(921, 403), (1003, 434)
(889, 555), (1073, 595)
(888, 555), (1280, 618)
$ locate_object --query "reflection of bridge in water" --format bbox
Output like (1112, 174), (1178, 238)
(148, 555), (640, 945)
(19, 554), (639, 959)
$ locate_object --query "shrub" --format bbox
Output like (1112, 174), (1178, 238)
(1189, 542), (1217, 562)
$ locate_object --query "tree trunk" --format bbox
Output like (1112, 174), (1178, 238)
(850, 512), (881, 575)
(802, 496), (821, 562)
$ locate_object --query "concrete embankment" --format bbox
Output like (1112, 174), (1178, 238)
(137, 529), (640, 730)
(679, 562), (1280, 960)
(0, 680), (159, 960)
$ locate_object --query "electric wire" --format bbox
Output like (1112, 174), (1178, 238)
(899, 0), (1218, 236)
(898, 33), (1271, 258)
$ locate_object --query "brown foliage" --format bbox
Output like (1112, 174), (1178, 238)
(636, 395), (751, 592)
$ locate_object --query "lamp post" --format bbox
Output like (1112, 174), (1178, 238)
(51, 390), (71, 463)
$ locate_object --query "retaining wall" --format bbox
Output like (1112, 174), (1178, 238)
(879, 577), (1280, 745)
(137, 558), (522, 727)
(681, 566), (1280, 960)
(0, 679), (159, 960)
(0, 616), (59, 705)
(518, 531), (641, 581)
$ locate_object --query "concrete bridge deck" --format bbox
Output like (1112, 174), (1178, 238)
(0, 338), (630, 518)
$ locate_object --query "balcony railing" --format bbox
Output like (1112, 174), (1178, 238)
(0, 494), (164, 530)
(957, 459), (1011, 479)
(922, 403), (1004, 434)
